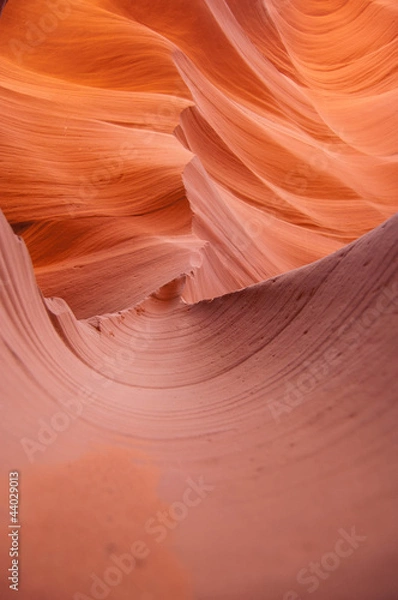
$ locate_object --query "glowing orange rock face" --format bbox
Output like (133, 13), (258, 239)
(0, 0), (396, 314)
(0, 1), (397, 599)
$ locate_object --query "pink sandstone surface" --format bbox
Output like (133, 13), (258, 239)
(0, 1), (397, 599)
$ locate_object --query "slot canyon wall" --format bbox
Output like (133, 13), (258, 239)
(0, 1), (397, 599)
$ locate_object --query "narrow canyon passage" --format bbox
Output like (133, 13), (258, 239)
(0, 1), (397, 599)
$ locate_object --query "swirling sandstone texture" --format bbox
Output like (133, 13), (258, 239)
(0, 1), (397, 599)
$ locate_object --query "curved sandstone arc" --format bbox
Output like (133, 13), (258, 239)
(0, 0), (397, 599)
(0, 209), (397, 599)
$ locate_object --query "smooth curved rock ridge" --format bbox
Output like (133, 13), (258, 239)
(0, 0), (397, 599)
(0, 207), (397, 598)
